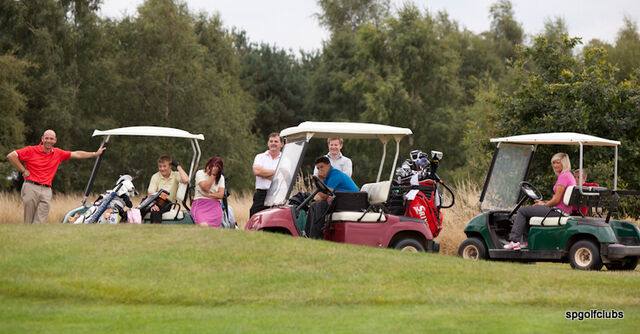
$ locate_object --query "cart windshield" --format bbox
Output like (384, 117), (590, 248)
(480, 143), (534, 211)
(264, 137), (307, 206)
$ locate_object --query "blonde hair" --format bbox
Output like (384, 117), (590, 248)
(551, 153), (571, 173)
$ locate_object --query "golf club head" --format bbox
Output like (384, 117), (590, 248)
(431, 150), (443, 161)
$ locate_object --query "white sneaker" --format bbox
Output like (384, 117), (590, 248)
(503, 241), (521, 250)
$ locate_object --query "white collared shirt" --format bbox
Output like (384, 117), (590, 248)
(253, 150), (281, 189)
(314, 152), (352, 177)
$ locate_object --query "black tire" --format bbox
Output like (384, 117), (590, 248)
(458, 237), (488, 260)
(394, 238), (425, 252)
(569, 240), (603, 270)
(605, 257), (638, 271)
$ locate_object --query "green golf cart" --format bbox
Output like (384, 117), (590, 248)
(62, 126), (204, 224)
(458, 133), (640, 270)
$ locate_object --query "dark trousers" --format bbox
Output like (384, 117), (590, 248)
(250, 189), (268, 217)
(150, 201), (172, 224)
(509, 206), (563, 242)
(307, 200), (329, 239)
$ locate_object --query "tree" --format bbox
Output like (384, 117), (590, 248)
(0, 53), (30, 189)
(495, 35), (640, 215)
(488, 0), (523, 61)
(96, 0), (258, 190)
(0, 0), (107, 191)
(341, 4), (467, 183)
(235, 37), (311, 140)
(316, 0), (390, 34)
(543, 16), (569, 44)
(608, 16), (640, 81)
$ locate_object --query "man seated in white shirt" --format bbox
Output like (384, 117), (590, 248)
(313, 137), (352, 177)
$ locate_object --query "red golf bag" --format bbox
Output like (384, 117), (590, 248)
(388, 149), (454, 238)
(404, 180), (443, 238)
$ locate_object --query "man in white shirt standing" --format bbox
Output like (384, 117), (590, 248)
(313, 138), (352, 177)
(250, 133), (284, 216)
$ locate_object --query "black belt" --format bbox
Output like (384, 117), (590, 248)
(25, 180), (51, 188)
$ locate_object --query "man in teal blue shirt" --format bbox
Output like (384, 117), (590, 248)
(307, 156), (358, 238)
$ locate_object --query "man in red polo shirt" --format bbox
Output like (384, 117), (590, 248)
(6, 129), (106, 224)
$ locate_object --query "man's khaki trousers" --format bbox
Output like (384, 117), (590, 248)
(21, 182), (52, 224)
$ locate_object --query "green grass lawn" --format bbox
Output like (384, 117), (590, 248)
(1, 224), (638, 333)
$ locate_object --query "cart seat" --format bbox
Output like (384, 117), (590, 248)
(529, 185), (580, 226)
(329, 211), (387, 222)
(143, 183), (188, 221)
(328, 181), (390, 223)
(163, 182), (188, 221)
(143, 210), (185, 221)
(529, 215), (569, 226)
(360, 181), (391, 204)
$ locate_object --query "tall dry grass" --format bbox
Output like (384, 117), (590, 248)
(228, 191), (253, 228)
(5, 182), (633, 256)
(0, 192), (116, 224)
(0, 191), (256, 226)
(436, 181), (482, 255)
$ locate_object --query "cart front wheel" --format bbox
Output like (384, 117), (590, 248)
(569, 240), (603, 270)
(458, 237), (488, 260)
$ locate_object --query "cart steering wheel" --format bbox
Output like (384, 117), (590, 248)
(520, 181), (543, 201)
(312, 175), (334, 196)
(508, 181), (543, 218)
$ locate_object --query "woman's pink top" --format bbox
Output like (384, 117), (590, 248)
(553, 171), (577, 214)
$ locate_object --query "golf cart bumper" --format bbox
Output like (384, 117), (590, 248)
(605, 244), (640, 259)
(427, 240), (440, 253)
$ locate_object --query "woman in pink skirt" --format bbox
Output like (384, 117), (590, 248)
(191, 157), (225, 227)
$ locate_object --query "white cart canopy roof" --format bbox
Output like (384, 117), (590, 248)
(92, 126), (204, 140)
(490, 132), (620, 146)
(280, 121), (412, 140)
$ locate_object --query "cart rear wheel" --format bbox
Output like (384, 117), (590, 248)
(569, 240), (603, 270)
(458, 237), (488, 260)
(394, 238), (425, 252)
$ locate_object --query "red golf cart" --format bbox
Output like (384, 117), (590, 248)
(245, 121), (454, 252)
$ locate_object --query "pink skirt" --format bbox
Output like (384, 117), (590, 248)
(191, 199), (222, 227)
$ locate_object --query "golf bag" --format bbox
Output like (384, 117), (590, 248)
(221, 182), (237, 229)
(71, 175), (138, 224)
(137, 189), (171, 219)
(388, 150), (454, 238)
(404, 179), (443, 237)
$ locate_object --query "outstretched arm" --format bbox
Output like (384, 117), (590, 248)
(70, 145), (106, 159)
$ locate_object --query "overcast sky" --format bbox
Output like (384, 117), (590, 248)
(99, 0), (640, 52)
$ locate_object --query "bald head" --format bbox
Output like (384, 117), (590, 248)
(43, 129), (57, 138)
(41, 129), (58, 152)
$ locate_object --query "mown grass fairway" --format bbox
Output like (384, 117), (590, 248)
(1, 224), (638, 333)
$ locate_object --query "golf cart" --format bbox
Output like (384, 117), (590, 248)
(458, 133), (640, 270)
(62, 126), (208, 224)
(245, 121), (454, 252)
